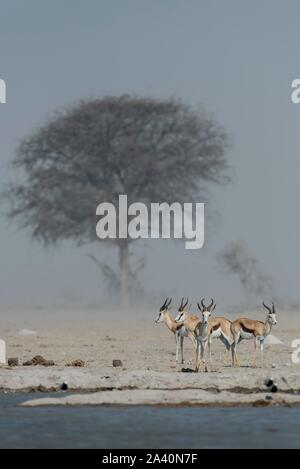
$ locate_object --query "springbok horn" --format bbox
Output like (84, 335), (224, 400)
(262, 301), (272, 313)
(197, 302), (202, 311)
(272, 302), (275, 313)
(201, 298), (206, 309)
(162, 297), (168, 309)
(183, 298), (189, 309)
(179, 297), (184, 309)
(208, 298), (214, 309)
(167, 298), (172, 308)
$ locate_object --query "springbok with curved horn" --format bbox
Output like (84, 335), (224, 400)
(194, 298), (235, 372)
(174, 298), (200, 349)
(231, 302), (277, 368)
(155, 298), (191, 364)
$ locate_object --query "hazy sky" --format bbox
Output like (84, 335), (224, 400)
(0, 0), (300, 308)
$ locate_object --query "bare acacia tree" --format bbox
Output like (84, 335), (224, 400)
(3, 95), (229, 306)
(217, 240), (274, 307)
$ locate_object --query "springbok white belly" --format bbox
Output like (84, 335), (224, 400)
(211, 327), (222, 339)
(240, 330), (254, 340)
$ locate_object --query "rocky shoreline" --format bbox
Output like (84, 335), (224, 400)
(0, 366), (299, 407)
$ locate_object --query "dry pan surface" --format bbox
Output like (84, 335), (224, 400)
(0, 307), (299, 406)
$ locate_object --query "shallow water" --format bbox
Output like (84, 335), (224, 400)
(0, 394), (299, 448)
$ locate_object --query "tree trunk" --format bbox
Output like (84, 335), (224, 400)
(241, 280), (252, 309)
(119, 241), (130, 308)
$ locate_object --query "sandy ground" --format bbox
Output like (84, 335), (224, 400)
(0, 307), (300, 406)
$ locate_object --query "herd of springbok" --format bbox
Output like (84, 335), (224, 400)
(155, 297), (277, 371)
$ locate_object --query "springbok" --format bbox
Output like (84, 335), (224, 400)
(155, 298), (191, 364)
(231, 302), (277, 368)
(194, 298), (235, 372)
(174, 298), (200, 349)
(174, 298), (201, 349)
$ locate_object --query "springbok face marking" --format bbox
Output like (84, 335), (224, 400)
(155, 297), (172, 323)
(202, 310), (211, 324)
(263, 301), (277, 325)
(175, 297), (189, 323)
(155, 311), (164, 323)
(174, 310), (187, 322)
(197, 298), (216, 324)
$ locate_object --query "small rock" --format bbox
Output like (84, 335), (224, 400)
(270, 384), (278, 393)
(271, 363), (276, 368)
(42, 360), (55, 367)
(112, 359), (123, 367)
(265, 378), (274, 387)
(37, 385), (48, 392)
(264, 377), (278, 392)
(60, 381), (68, 391)
(8, 357), (19, 367)
(181, 367), (195, 373)
(22, 355), (55, 366)
(265, 395), (273, 401)
(66, 359), (85, 367)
